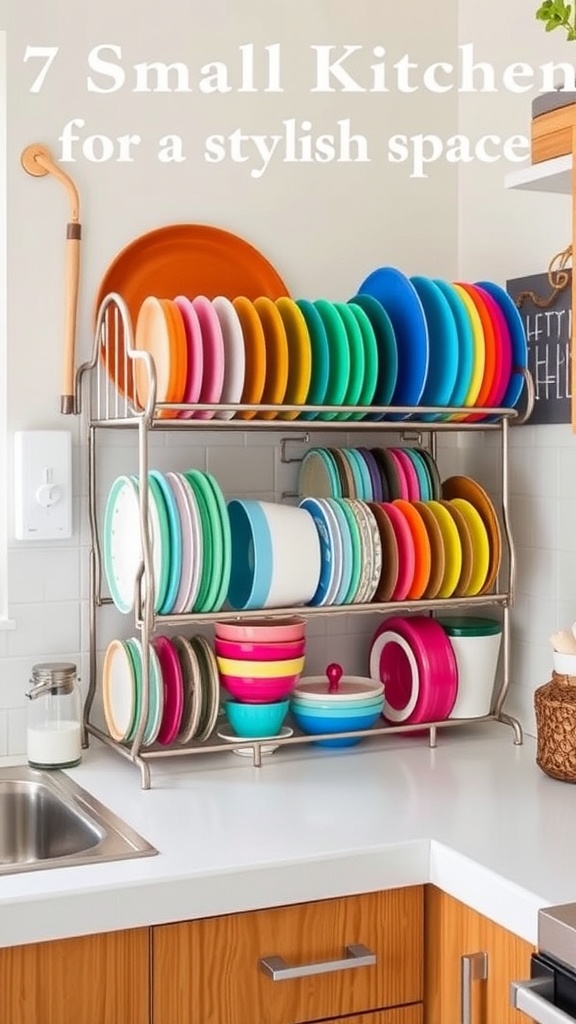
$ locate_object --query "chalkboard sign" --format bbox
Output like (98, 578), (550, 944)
(506, 271), (571, 425)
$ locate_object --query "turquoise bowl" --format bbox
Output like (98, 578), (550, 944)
(224, 698), (290, 738)
(290, 696), (384, 715)
(291, 706), (382, 747)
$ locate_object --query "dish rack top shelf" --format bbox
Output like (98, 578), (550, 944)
(75, 293), (535, 429)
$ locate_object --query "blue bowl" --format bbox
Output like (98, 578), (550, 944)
(227, 500), (273, 611)
(291, 706), (382, 747)
(224, 698), (290, 738)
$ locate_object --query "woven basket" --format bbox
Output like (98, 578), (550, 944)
(534, 671), (576, 783)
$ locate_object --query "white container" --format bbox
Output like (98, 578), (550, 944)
(438, 617), (502, 719)
(26, 662), (82, 769)
(552, 650), (576, 676)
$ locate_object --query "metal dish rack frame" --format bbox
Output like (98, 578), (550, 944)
(76, 294), (534, 789)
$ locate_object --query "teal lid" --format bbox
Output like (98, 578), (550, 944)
(437, 616), (502, 637)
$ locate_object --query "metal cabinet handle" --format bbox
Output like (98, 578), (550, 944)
(460, 952), (488, 1024)
(259, 943), (377, 981)
(511, 977), (576, 1024)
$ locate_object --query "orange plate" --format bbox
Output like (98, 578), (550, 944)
(95, 224), (290, 397)
(133, 297), (186, 418)
(232, 297), (266, 421)
(392, 499), (431, 600)
(253, 297), (289, 420)
(441, 475), (502, 594)
(412, 500), (445, 600)
(455, 282), (497, 420)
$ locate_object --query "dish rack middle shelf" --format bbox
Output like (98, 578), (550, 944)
(76, 293), (534, 789)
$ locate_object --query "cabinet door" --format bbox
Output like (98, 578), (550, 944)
(153, 888), (423, 1024)
(0, 928), (149, 1024)
(424, 886), (534, 1024)
(316, 1009), (423, 1023)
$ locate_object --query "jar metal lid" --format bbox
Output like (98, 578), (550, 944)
(30, 662), (78, 694)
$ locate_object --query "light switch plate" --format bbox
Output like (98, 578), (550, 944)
(14, 431), (73, 540)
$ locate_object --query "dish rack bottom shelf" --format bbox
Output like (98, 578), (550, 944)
(84, 713), (523, 790)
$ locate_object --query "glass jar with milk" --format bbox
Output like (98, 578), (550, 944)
(26, 663), (82, 769)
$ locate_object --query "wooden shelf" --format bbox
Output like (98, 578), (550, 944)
(505, 155), (572, 195)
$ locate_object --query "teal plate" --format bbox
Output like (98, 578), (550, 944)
(346, 302), (379, 415)
(402, 447), (433, 501)
(333, 302), (365, 421)
(324, 498), (355, 605)
(344, 448), (372, 501)
(202, 471), (232, 613)
(433, 279), (475, 411)
(146, 473), (172, 614)
(410, 276), (460, 419)
(296, 299), (330, 421)
(149, 470), (182, 615)
(334, 498), (363, 603)
(313, 300), (350, 421)
(184, 470), (224, 613)
(348, 293), (398, 416)
(298, 448), (342, 498)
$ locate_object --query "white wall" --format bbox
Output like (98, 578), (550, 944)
(0, 0), (459, 754)
(457, 1), (576, 734)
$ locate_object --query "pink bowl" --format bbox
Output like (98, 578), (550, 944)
(214, 637), (306, 660)
(214, 616), (306, 643)
(219, 673), (299, 703)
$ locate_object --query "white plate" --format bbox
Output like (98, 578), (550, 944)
(174, 472), (203, 612)
(217, 725), (294, 755)
(102, 639), (136, 741)
(212, 296), (246, 420)
(103, 476), (141, 614)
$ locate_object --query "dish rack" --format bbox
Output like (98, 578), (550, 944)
(76, 293), (535, 788)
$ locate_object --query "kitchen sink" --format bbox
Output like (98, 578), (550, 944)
(0, 765), (157, 875)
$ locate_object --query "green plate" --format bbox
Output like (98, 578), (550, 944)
(348, 294), (398, 414)
(347, 303), (379, 412)
(313, 300), (350, 421)
(335, 497), (363, 603)
(334, 303), (365, 421)
(184, 470), (224, 613)
(403, 447), (433, 501)
(344, 448), (372, 501)
(202, 471), (232, 612)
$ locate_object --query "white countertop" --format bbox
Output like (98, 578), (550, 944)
(1, 724), (575, 949)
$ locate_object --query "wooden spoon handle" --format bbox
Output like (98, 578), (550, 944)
(61, 223), (81, 414)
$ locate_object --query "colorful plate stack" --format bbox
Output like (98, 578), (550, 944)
(369, 617), (458, 725)
(102, 633), (220, 747)
(215, 617), (306, 715)
(290, 664), (384, 747)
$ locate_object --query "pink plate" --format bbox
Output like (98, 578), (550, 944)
(473, 285), (513, 408)
(214, 616), (306, 643)
(174, 296), (203, 419)
(373, 615), (458, 723)
(385, 450), (410, 500)
(369, 629), (420, 723)
(389, 448), (420, 501)
(152, 635), (184, 744)
(192, 295), (226, 420)
(378, 503), (415, 601)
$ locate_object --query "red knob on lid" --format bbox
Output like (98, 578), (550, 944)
(326, 663), (343, 694)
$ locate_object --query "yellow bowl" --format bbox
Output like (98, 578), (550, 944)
(216, 656), (305, 679)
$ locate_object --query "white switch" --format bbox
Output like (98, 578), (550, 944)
(14, 431), (72, 540)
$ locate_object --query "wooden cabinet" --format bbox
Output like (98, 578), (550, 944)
(316, 1011), (423, 1023)
(424, 886), (534, 1024)
(152, 887), (424, 1024)
(0, 927), (150, 1024)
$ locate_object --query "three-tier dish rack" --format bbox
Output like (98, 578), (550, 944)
(76, 293), (535, 788)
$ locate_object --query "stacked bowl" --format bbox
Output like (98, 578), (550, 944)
(215, 617), (306, 738)
(290, 664), (384, 747)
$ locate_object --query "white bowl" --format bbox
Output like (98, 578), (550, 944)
(258, 502), (322, 608)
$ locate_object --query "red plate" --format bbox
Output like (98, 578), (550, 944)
(152, 636), (184, 745)
(378, 502), (415, 601)
(473, 285), (513, 408)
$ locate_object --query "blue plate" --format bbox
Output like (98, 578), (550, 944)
(324, 498), (354, 605)
(148, 471), (180, 615)
(295, 299), (330, 421)
(432, 280), (475, 410)
(403, 448), (432, 501)
(343, 448), (372, 501)
(299, 498), (336, 607)
(475, 280), (528, 409)
(357, 266), (429, 413)
(348, 294), (398, 416)
(410, 276), (459, 417)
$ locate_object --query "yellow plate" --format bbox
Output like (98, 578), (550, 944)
(425, 500), (463, 598)
(451, 284), (485, 414)
(275, 297), (312, 421)
(254, 297), (289, 420)
(446, 497), (490, 596)
(232, 297), (266, 421)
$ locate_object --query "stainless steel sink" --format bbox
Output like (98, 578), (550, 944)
(0, 765), (157, 874)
